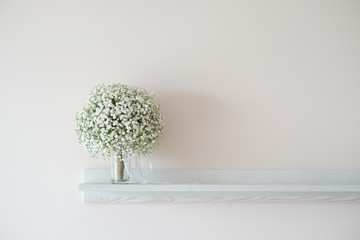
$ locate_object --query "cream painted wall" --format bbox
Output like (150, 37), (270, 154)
(1, 0), (360, 239)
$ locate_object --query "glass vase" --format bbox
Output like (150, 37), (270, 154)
(110, 153), (152, 184)
(110, 153), (130, 184)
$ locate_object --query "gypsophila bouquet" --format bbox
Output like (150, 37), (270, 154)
(75, 83), (164, 158)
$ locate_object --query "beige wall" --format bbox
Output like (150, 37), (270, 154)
(1, 0), (360, 239)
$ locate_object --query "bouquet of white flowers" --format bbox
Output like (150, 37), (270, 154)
(75, 84), (164, 183)
(75, 83), (164, 157)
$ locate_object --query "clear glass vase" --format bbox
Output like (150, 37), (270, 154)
(110, 153), (152, 184)
(110, 153), (130, 184)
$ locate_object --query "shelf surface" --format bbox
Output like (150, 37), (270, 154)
(79, 169), (360, 203)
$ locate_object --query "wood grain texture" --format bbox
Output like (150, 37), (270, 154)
(79, 169), (360, 203)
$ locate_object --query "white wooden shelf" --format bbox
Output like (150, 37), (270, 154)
(79, 169), (360, 203)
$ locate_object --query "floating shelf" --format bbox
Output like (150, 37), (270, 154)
(79, 169), (360, 203)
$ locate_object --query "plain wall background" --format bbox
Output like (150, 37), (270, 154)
(1, 0), (360, 239)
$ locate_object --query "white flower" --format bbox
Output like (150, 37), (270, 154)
(75, 83), (164, 158)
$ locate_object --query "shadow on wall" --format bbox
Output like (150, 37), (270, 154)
(153, 90), (245, 169)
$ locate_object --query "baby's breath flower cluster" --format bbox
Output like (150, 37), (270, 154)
(75, 84), (164, 158)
